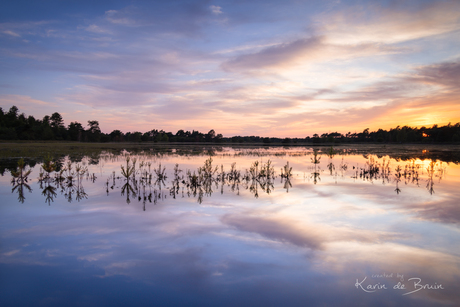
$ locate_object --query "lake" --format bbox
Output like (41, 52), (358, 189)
(1, 144), (459, 306)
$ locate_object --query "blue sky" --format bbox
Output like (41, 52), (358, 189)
(1, 0), (459, 136)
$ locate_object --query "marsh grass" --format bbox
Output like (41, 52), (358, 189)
(0, 142), (163, 159)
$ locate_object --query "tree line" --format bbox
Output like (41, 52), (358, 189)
(0, 106), (222, 143)
(1, 105), (459, 144)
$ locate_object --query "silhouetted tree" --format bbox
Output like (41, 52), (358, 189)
(68, 122), (84, 141)
(87, 120), (101, 142)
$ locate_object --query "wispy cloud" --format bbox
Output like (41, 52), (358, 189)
(0, 94), (53, 107)
(2, 30), (20, 37)
(222, 36), (324, 72)
(210, 5), (222, 15)
(222, 36), (407, 74)
(318, 0), (460, 44)
(105, 9), (135, 26)
(85, 24), (113, 34)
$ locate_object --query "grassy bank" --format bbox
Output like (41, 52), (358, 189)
(0, 141), (170, 159)
(1, 141), (460, 162)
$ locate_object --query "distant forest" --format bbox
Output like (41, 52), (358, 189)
(1, 105), (460, 144)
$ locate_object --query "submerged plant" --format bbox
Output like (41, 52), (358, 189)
(228, 162), (240, 181)
(259, 160), (275, 179)
(169, 163), (183, 199)
(11, 158), (32, 184)
(248, 160), (259, 180)
(359, 156), (380, 181)
(327, 146), (335, 159)
(41, 154), (56, 179)
(200, 157), (218, 179)
(12, 182), (32, 203)
(121, 156), (136, 179)
(121, 182), (136, 204)
(426, 161), (436, 195)
(154, 163), (167, 181)
(75, 164), (88, 183)
(227, 162), (240, 194)
(139, 161), (153, 183)
(11, 158), (32, 202)
(280, 161), (292, 179)
(327, 162), (335, 175)
(311, 149), (321, 164)
(283, 177), (292, 193)
(41, 184), (57, 205)
(186, 170), (200, 188)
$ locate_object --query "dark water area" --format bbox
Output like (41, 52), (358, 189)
(1, 145), (459, 306)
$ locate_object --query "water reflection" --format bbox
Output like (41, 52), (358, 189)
(10, 158), (33, 203)
(6, 149), (455, 205)
(40, 181), (57, 205)
(12, 181), (32, 203)
(35, 160), (90, 204)
(2, 146), (460, 306)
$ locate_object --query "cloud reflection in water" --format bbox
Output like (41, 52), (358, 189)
(1, 147), (460, 306)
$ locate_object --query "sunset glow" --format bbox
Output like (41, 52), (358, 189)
(1, 0), (459, 136)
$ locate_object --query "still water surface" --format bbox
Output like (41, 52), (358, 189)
(1, 146), (459, 306)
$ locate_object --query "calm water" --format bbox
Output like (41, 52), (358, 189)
(1, 146), (459, 306)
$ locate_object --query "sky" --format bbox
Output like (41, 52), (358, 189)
(1, 0), (459, 137)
